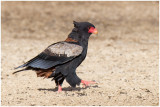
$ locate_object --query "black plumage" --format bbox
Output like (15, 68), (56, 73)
(14, 21), (98, 91)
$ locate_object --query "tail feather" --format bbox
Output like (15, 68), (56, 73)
(14, 64), (27, 69)
(14, 55), (39, 69)
(13, 67), (30, 74)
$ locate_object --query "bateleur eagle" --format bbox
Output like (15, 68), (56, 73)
(13, 21), (98, 92)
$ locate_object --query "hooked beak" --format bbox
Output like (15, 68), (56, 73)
(88, 27), (98, 35)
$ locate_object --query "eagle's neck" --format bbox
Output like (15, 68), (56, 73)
(66, 28), (90, 47)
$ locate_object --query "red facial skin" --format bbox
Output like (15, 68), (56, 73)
(88, 27), (98, 34)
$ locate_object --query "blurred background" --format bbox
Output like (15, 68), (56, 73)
(2, 1), (158, 41)
(1, 1), (159, 106)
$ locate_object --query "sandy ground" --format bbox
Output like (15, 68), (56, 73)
(1, 1), (159, 106)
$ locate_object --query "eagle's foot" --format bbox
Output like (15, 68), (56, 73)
(81, 80), (96, 88)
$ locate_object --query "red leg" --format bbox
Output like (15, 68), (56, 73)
(58, 85), (62, 92)
(81, 80), (96, 88)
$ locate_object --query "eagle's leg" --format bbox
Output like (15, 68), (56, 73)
(58, 85), (62, 92)
(81, 80), (96, 88)
(52, 72), (65, 92)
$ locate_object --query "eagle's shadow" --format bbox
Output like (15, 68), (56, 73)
(38, 85), (99, 92)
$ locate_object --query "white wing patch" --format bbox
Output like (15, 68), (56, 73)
(44, 42), (83, 57)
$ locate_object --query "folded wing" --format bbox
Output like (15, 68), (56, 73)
(16, 42), (83, 69)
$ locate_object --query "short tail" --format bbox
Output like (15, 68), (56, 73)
(13, 64), (29, 74)
(14, 64), (27, 69)
(13, 68), (30, 74)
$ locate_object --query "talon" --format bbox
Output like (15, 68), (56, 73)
(83, 84), (86, 88)
(81, 80), (96, 88)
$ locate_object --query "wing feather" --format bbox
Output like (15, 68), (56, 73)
(17, 42), (83, 69)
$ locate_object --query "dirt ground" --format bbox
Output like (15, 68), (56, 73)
(1, 1), (159, 106)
